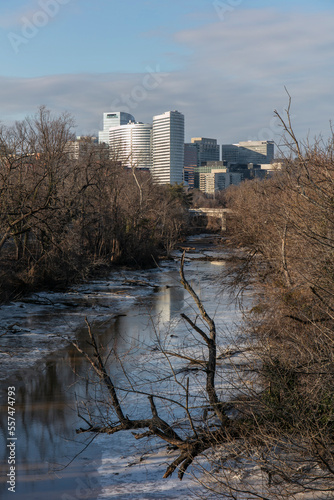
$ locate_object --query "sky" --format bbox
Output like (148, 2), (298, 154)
(1, 0), (334, 147)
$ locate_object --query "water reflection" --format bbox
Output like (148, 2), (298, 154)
(0, 347), (102, 499)
(154, 286), (185, 326)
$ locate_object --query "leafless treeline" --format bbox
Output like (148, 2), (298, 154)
(0, 107), (188, 301)
(219, 108), (334, 498)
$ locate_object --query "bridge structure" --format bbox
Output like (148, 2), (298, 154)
(188, 208), (232, 231)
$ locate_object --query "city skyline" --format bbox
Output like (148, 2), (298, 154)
(0, 1), (334, 146)
(94, 107), (274, 190)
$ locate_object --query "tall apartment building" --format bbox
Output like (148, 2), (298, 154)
(109, 123), (152, 169)
(222, 140), (274, 165)
(152, 111), (184, 184)
(98, 111), (135, 145)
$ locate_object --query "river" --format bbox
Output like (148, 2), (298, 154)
(0, 235), (249, 499)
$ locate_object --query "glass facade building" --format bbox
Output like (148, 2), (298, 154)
(184, 143), (198, 188)
(191, 138), (220, 166)
(222, 140), (274, 165)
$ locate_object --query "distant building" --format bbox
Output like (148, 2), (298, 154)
(220, 144), (239, 164)
(109, 122), (152, 169)
(197, 159), (279, 195)
(98, 111), (135, 145)
(222, 140), (274, 165)
(199, 170), (243, 195)
(190, 139), (220, 188)
(152, 111), (184, 184)
(200, 170), (226, 194)
(65, 136), (98, 160)
(194, 160), (226, 189)
(184, 143), (198, 188)
(191, 137), (220, 166)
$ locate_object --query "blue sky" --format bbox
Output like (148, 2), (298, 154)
(1, 0), (334, 146)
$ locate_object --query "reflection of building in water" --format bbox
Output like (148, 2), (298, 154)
(154, 286), (185, 327)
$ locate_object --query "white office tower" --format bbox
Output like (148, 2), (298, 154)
(109, 123), (152, 169)
(152, 111), (184, 184)
(98, 111), (135, 145)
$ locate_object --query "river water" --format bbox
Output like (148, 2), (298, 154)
(0, 235), (249, 499)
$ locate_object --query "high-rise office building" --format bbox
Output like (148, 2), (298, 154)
(109, 122), (152, 169)
(191, 138), (220, 166)
(98, 111), (135, 145)
(220, 144), (239, 164)
(222, 140), (274, 165)
(152, 111), (184, 184)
